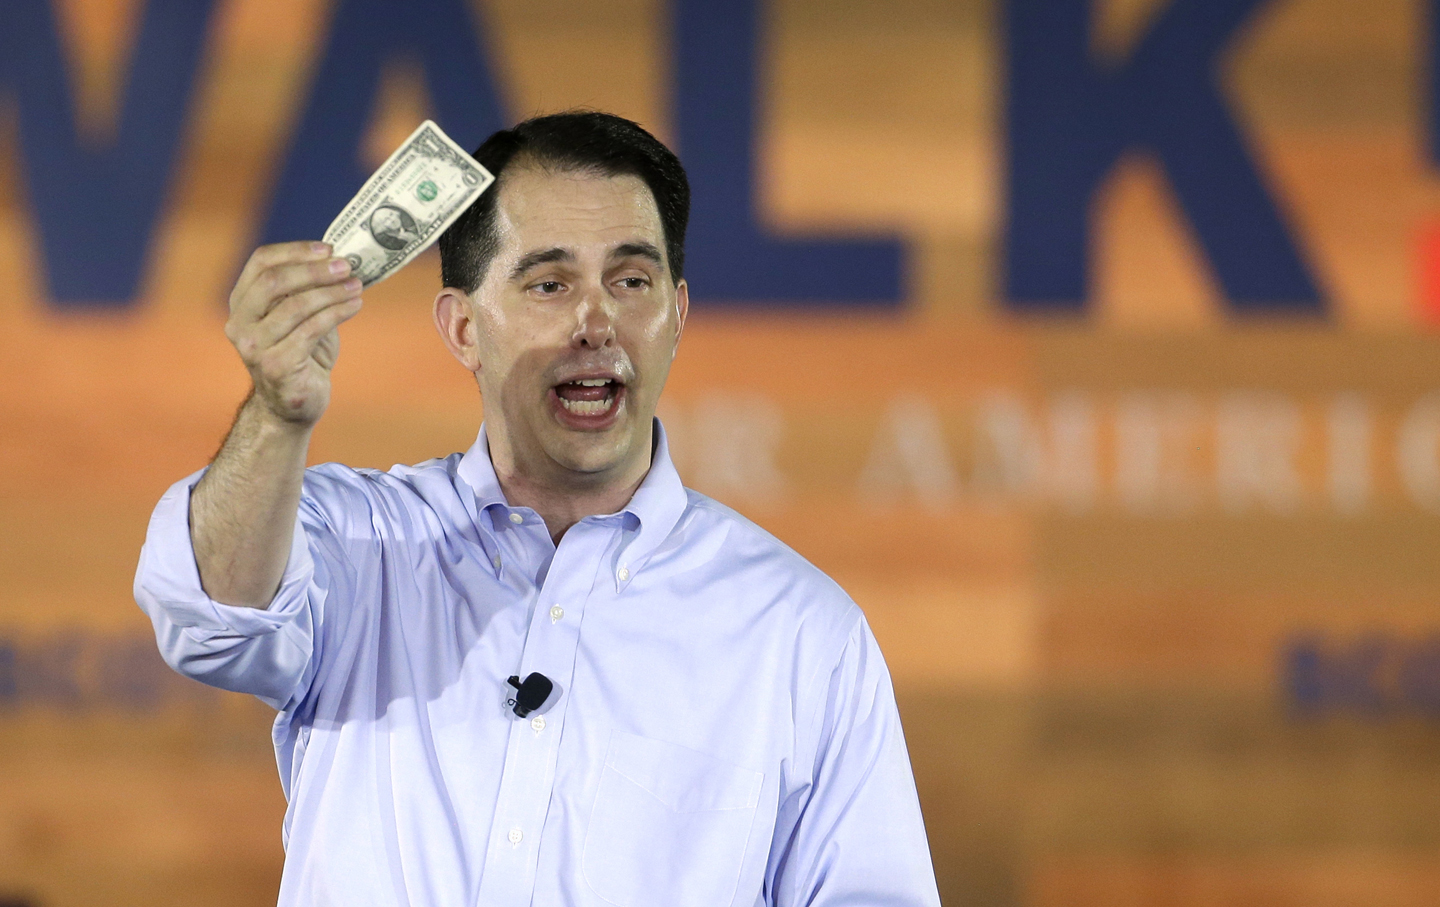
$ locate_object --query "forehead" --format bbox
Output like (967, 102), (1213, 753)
(491, 165), (664, 257)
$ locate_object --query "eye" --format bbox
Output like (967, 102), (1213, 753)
(532, 280), (565, 295)
(616, 276), (650, 290)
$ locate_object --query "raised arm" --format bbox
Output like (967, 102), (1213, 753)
(191, 241), (363, 608)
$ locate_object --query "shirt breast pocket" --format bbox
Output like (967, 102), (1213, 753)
(583, 729), (763, 907)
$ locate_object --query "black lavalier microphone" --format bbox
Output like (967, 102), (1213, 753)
(506, 672), (554, 718)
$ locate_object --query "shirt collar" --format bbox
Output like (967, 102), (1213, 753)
(455, 424), (510, 516)
(454, 419), (688, 588)
(615, 420), (688, 588)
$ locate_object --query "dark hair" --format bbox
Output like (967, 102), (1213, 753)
(438, 111), (689, 292)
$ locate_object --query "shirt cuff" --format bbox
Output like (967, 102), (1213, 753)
(134, 468), (316, 637)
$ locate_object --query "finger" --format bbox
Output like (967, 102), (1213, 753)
(234, 241), (332, 303)
(252, 278), (363, 349)
(265, 297), (364, 367)
(235, 257), (354, 324)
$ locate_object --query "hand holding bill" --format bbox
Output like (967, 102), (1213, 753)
(225, 240), (363, 428)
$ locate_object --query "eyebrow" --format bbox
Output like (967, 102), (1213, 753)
(509, 247), (574, 280)
(509, 242), (665, 281)
(610, 242), (664, 268)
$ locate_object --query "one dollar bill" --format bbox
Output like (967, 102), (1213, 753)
(323, 120), (494, 287)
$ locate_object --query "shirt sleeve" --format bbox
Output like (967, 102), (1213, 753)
(768, 615), (942, 907)
(132, 467), (349, 711)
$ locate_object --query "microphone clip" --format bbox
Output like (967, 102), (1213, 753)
(505, 672), (554, 718)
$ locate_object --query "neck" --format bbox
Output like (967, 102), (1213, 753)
(488, 433), (652, 544)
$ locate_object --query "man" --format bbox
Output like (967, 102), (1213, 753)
(368, 203), (421, 250)
(135, 111), (939, 906)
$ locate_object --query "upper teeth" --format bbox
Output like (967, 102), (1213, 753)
(573, 379), (610, 386)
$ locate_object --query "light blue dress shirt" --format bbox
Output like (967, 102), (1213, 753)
(134, 422), (940, 907)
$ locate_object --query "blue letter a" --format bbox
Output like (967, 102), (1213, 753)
(260, 0), (505, 245)
(1, 0), (217, 306)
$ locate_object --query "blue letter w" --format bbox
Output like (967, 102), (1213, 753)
(0, 0), (216, 306)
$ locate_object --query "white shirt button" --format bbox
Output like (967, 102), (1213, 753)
(549, 604), (564, 623)
(508, 826), (523, 845)
(492, 556), (501, 570)
(617, 565), (630, 582)
(508, 512), (523, 524)
(531, 715), (546, 732)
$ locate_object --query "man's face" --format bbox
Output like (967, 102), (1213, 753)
(459, 164), (687, 487)
(372, 208), (402, 235)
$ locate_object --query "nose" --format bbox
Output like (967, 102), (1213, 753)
(570, 284), (617, 350)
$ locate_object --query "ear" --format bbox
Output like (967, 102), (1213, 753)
(433, 287), (482, 372)
(671, 278), (690, 359)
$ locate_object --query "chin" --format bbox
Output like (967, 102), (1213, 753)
(535, 419), (630, 471)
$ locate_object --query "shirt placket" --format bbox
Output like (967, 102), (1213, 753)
(474, 518), (609, 906)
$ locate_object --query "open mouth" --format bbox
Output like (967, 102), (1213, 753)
(551, 377), (625, 422)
